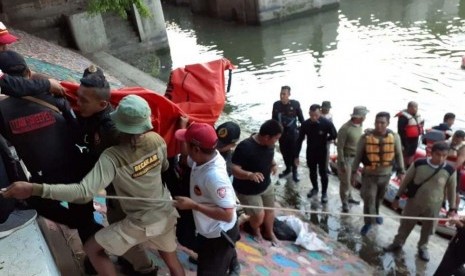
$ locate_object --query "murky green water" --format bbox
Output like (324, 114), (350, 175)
(156, 0), (465, 134)
(126, 1), (465, 274)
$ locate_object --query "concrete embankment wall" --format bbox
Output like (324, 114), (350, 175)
(0, 0), (86, 47)
(2, 0), (169, 55)
(256, 0), (340, 23)
(187, 0), (340, 24)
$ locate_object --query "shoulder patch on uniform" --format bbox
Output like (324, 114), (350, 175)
(194, 185), (202, 196)
(9, 111), (56, 134)
(216, 187), (227, 199)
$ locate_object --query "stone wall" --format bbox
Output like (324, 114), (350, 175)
(132, 0), (168, 49)
(1, 0), (87, 47)
(67, 12), (109, 53)
(256, 0), (340, 23)
(188, 0), (339, 24)
(1, 0), (170, 53)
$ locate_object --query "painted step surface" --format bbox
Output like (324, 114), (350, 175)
(150, 231), (373, 275)
(0, 219), (60, 276)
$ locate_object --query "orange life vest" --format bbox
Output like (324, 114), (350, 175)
(397, 110), (423, 138)
(364, 131), (396, 170)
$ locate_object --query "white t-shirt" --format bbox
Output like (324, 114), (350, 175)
(189, 152), (237, 238)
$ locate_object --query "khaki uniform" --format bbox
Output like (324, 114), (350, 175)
(33, 132), (179, 255)
(393, 159), (456, 250)
(337, 120), (363, 205)
(352, 130), (405, 224)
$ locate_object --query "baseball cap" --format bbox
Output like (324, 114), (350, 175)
(110, 95), (153, 134)
(216, 121), (240, 148)
(0, 50), (28, 76)
(0, 22), (18, 45)
(175, 122), (218, 149)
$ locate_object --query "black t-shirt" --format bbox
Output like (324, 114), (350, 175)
(232, 136), (274, 195)
(296, 117), (337, 155)
(272, 100), (305, 130)
(0, 95), (81, 183)
(220, 149), (233, 176)
(77, 105), (119, 173)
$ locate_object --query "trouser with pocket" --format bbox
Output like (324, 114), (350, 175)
(106, 189), (156, 273)
(197, 223), (240, 276)
(338, 156), (356, 205)
(360, 174), (391, 224)
(392, 199), (440, 251)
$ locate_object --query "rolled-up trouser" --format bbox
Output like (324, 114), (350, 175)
(392, 200), (440, 250)
(107, 198), (155, 273)
(338, 156), (355, 205)
(360, 174), (391, 225)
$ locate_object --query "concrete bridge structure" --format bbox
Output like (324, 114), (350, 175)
(1, 0), (339, 55)
(186, 0), (340, 25)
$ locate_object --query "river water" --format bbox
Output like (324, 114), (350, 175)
(131, 1), (465, 274)
(156, 0), (465, 134)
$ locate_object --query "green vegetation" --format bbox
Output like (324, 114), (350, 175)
(88, 0), (151, 18)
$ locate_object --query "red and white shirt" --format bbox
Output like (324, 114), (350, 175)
(188, 152), (237, 238)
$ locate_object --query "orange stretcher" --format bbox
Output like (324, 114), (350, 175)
(61, 58), (235, 158)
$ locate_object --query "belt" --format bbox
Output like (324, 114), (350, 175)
(197, 222), (239, 247)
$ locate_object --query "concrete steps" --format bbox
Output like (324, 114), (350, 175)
(86, 51), (167, 93)
(2, 0), (84, 47)
(102, 12), (140, 53)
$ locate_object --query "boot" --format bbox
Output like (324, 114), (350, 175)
(383, 243), (402, 252)
(292, 171), (300, 182)
(279, 169), (291, 178)
(418, 249), (430, 262)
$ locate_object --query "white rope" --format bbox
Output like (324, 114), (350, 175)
(103, 195), (175, 203)
(101, 195), (456, 222)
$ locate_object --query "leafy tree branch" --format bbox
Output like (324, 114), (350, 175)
(88, 0), (151, 18)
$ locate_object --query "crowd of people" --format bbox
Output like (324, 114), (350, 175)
(271, 85), (465, 273)
(0, 22), (463, 275)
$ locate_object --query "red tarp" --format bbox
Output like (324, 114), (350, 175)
(165, 58), (235, 125)
(61, 58), (235, 157)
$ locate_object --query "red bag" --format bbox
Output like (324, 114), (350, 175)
(165, 58), (235, 125)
